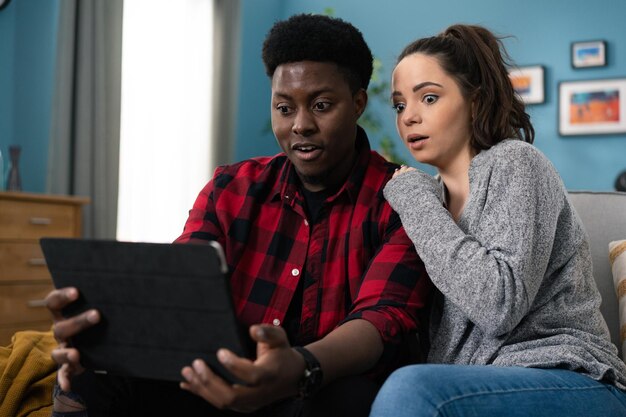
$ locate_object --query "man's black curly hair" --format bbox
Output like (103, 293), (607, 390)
(262, 14), (373, 93)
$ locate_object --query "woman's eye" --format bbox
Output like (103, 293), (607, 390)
(313, 102), (331, 111)
(423, 94), (439, 104)
(392, 103), (406, 114)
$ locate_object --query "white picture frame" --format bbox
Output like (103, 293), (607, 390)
(509, 65), (545, 105)
(558, 78), (626, 136)
(572, 40), (607, 68)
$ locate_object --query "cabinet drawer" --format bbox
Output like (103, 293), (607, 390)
(0, 282), (54, 326)
(0, 242), (51, 281)
(0, 200), (77, 239)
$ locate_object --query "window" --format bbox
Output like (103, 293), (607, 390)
(117, 0), (214, 242)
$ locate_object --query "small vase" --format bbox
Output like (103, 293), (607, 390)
(0, 148), (4, 191)
(6, 145), (22, 192)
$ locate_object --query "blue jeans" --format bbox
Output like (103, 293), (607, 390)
(369, 365), (626, 417)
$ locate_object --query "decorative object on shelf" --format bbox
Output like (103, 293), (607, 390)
(616, 170), (626, 192)
(558, 78), (626, 136)
(571, 40), (607, 69)
(6, 145), (22, 191)
(508, 65), (545, 105)
(0, 148), (3, 191)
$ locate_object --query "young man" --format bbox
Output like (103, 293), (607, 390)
(47, 14), (431, 417)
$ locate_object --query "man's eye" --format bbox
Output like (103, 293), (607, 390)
(423, 94), (439, 104)
(313, 102), (330, 111)
(277, 105), (292, 114)
(392, 103), (406, 114)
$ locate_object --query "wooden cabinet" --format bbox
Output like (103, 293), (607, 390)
(0, 192), (89, 345)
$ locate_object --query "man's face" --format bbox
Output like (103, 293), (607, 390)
(271, 61), (367, 192)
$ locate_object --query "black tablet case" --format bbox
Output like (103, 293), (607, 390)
(40, 238), (250, 382)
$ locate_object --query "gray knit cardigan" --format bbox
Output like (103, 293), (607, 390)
(383, 139), (626, 388)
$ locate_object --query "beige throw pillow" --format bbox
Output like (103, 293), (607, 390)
(610, 239), (626, 360)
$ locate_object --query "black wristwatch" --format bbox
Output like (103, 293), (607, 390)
(293, 346), (323, 399)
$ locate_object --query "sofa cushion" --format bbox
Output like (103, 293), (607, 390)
(568, 191), (626, 351)
(611, 239), (626, 360)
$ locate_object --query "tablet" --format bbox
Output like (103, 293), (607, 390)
(40, 238), (251, 383)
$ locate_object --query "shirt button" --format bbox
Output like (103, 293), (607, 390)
(304, 219), (309, 226)
(272, 318), (281, 326)
(291, 268), (300, 277)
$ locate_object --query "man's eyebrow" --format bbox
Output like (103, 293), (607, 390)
(272, 88), (336, 100)
(391, 81), (444, 99)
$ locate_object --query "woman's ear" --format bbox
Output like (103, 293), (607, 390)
(471, 96), (477, 121)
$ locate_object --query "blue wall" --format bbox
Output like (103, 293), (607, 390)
(234, 0), (285, 161)
(2, 1), (625, 192)
(0, 0), (16, 188)
(0, 0), (59, 192)
(237, 0), (626, 190)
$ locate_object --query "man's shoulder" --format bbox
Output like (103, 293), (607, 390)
(360, 150), (398, 189)
(214, 154), (288, 186)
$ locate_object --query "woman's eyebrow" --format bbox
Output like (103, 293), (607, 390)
(391, 81), (444, 100)
(411, 81), (443, 92)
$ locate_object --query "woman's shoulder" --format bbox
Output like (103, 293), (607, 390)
(479, 139), (542, 161)
(473, 139), (554, 176)
(470, 139), (565, 200)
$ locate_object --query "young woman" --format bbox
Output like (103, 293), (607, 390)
(370, 24), (626, 416)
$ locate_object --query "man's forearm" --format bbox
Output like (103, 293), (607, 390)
(305, 318), (383, 385)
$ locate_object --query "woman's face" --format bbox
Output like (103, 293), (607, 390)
(391, 53), (473, 170)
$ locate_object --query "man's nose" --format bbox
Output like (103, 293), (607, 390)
(292, 110), (316, 136)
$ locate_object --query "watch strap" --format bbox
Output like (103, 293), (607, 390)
(293, 346), (323, 399)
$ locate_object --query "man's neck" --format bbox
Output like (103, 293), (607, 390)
(301, 148), (358, 193)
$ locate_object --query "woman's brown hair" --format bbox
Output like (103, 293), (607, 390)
(397, 24), (534, 151)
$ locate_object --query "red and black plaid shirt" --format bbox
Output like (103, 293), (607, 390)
(176, 128), (431, 373)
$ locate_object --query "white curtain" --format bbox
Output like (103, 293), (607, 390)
(116, 0), (240, 243)
(116, 0), (215, 243)
(48, 0), (240, 242)
(211, 0), (241, 169)
(47, 0), (124, 239)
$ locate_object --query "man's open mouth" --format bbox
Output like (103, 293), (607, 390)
(292, 144), (321, 152)
(292, 143), (323, 161)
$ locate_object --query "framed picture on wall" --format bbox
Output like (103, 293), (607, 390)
(508, 65), (545, 104)
(558, 78), (626, 136)
(571, 40), (607, 68)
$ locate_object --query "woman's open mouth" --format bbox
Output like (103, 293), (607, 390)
(406, 134), (429, 150)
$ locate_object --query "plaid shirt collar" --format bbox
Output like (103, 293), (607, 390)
(274, 126), (371, 207)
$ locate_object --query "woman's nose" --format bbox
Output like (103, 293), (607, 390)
(401, 104), (421, 126)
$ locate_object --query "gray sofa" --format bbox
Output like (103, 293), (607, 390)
(569, 191), (626, 351)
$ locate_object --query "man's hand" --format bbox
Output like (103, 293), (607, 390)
(180, 324), (305, 413)
(46, 287), (100, 392)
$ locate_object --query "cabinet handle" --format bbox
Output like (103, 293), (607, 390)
(30, 217), (52, 225)
(28, 258), (47, 266)
(27, 299), (48, 308)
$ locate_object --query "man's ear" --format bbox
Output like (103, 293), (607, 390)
(354, 89), (368, 118)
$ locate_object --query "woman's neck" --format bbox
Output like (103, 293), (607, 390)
(438, 149), (474, 223)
